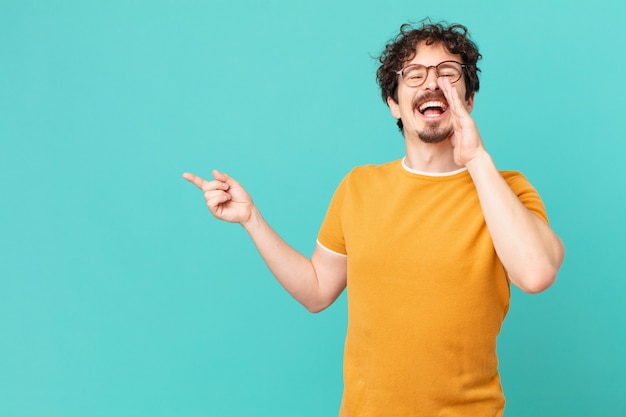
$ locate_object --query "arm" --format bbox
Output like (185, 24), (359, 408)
(439, 79), (565, 293)
(182, 170), (347, 312)
(465, 152), (564, 293)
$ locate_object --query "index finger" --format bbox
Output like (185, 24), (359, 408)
(182, 172), (208, 190)
(438, 77), (467, 116)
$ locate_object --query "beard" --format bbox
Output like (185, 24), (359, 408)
(417, 121), (453, 143)
(411, 91), (453, 143)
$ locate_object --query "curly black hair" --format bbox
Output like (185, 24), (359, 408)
(376, 20), (482, 130)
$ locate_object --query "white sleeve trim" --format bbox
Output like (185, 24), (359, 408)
(316, 240), (348, 258)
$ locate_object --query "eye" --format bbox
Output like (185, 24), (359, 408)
(438, 69), (457, 77)
(437, 64), (462, 79)
(403, 68), (425, 81)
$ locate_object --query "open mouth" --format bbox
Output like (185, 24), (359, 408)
(417, 100), (449, 118)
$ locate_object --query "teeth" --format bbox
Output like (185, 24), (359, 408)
(418, 100), (448, 113)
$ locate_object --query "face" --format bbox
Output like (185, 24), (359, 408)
(387, 41), (474, 143)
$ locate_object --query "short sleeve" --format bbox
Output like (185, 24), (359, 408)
(502, 171), (549, 223)
(317, 175), (349, 255)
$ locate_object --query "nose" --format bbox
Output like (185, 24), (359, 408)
(423, 66), (439, 90)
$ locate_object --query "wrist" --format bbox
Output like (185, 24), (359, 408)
(241, 206), (263, 232)
(465, 148), (492, 171)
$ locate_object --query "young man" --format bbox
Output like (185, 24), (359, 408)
(183, 21), (564, 417)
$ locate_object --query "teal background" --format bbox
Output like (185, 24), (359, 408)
(1, 0), (625, 416)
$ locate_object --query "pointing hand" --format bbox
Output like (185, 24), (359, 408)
(182, 170), (254, 224)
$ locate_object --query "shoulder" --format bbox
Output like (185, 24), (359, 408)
(499, 170), (538, 194)
(344, 160), (401, 184)
(500, 170), (548, 219)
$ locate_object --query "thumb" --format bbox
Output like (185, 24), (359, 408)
(212, 169), (240, 188)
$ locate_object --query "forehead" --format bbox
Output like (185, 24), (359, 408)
(405, 41), (463, 66)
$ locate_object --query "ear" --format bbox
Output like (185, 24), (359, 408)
(387, 96), (401, 119)
(464, 92), (475, 113)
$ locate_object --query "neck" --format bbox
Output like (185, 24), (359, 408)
(404, 137), (462, 173)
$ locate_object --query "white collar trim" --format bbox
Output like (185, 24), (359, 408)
(401, 157), (468, 177)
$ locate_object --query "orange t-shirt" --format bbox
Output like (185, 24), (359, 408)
(318, 159), (548, 417)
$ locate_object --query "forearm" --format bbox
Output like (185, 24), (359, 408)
(241, 207), (339, 312)
(467, 152), (565, 293)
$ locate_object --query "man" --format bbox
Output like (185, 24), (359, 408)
(183, 21), (564, 417)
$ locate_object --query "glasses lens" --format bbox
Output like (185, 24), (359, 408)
(402, 65), (427, 87)
(436, 62), (463, 83)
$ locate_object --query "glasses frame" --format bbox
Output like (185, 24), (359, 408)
(396, 60), (467, 87)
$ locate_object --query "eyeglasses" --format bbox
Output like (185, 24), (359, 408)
(396, 60), (466, 87)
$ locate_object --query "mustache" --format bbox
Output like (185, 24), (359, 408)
(412, 91), (448, 108)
